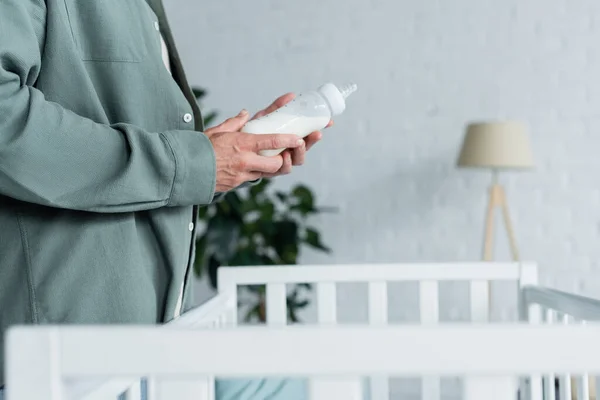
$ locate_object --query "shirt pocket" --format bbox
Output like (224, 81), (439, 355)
(64, 0), (153, 62)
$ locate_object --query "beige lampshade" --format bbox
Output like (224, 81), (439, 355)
(457, 121), (534, 169)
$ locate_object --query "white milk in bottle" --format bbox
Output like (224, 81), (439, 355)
(242, 82), (357, 156)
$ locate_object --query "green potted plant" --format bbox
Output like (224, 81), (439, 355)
(192, 87), (335, 323)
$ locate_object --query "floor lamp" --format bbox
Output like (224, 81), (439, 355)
(457, 121), (534, 261)
(456, 121), (534, 311)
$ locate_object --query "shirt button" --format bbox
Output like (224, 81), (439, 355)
(154, 21), (160, 31)
(188, 222), (194, 231)
(183, 113), (193, 123)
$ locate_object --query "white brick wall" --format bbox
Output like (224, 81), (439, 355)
(164, 0), (600, 309)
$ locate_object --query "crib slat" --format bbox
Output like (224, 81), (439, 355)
(217, 274), (239, 327)
(470, 280), (489, 322)
(577, 375), (591, 400)
(420, 281), (440, 400)
(317, 282), (337, 323)
(122, 380), (143, 400)
(545, 309), (557, 400)
(312, 282), (362, 399)
(465, 280), (494, 400)
(225, 292), (238, 326)
(544, 377), (557, 400)
(368, 282), (389, 400)
(574, 321), (592, 400)
(368, 281), (388, 324)
(529, 375), (544, 400)
(464, 376), (518, 400)
(526, 305), (544, 400)
(308, 378), (363, 400)
(518, 303), (542, 399)
(151, 378), (213, 400)
(145, 377), (156, 400)
(419, 281), (439, 323)
(266, 283), (287, 325)
(560, 314), (574, 400)
(562, 375), (573, 400)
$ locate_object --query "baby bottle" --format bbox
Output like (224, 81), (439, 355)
(242, 82), (357, 156)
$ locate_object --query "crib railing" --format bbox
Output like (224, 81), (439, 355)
(56, 262), (539, 399)
(6, 323), (600, 400)
(68, 291), (236, 400)
(522, 286), (600, 400)
(217, 262), (539, 399)
(7, 262), (600, 400)
(218, 262), (538, 329)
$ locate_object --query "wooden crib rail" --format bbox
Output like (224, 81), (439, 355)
(67, 292), (236, 400)
(217, 262), (536, 285)
(522, 285), (600, 400)
(20, 262), (540, 400)
(6, 324), (600, 400)
(217, 262), (538, 399)
(523, 286), (600, 322)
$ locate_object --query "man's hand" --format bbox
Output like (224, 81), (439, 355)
(205, 110), (304, 192)
(252, 93), (333, 176)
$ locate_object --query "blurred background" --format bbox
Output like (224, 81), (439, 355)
(163, 0), (600, 322)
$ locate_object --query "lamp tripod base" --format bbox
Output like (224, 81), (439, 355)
(482, 179), (520, 316)
(483, 183), (519, 262)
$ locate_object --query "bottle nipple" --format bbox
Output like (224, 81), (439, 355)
(338, 83), (358, 99)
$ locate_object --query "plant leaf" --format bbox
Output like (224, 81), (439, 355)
(215, 192), (244, 220)
(230, 246), (262, 266)
(245, 285), (266, 295)
(193, 236), (207, 277)
(304, 227), (331, 253)
(288, 308), (299, 323)
(204, 217), (241, 261)
(292, 185), (313, 204)
(203, 111), (218, 128)
(244, 303), (261, 323)
(207, 255), (221, 289)
(295, 299), (310, 309)
(259, 254), (278, 265)
(192, 87), (207, 99)
(290, 185), (317, 215)
(275, 191), (288, 203)
(197, 205), (210, 220)
(271, 220), (299, 264)
(249, 178), (271, 197)
(258, 201), (275, 220)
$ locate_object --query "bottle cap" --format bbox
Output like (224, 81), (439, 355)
(318, 82), (357, 116)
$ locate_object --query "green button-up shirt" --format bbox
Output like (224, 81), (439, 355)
(0, 0), (220, 384)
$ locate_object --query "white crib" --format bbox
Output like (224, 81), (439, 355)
(5, 262), (600, 400)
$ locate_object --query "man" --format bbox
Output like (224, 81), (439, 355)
(0, 0), (328, 391)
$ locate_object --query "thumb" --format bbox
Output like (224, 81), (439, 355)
(215, 109), (250, 132)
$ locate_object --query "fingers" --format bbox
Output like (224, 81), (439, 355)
(279, 151), (293, 174)
(304, 131), (322, 151)
(251, 93), (296, 120)
(241, 152), (284, 175)
(290, 141), (306, 166)
(241, 150), (294, 180)
(220, 109), (250, 131)
(248, 133), (304, 152)
(260, 151), (293, 178)
(206, 109), (250, 135)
